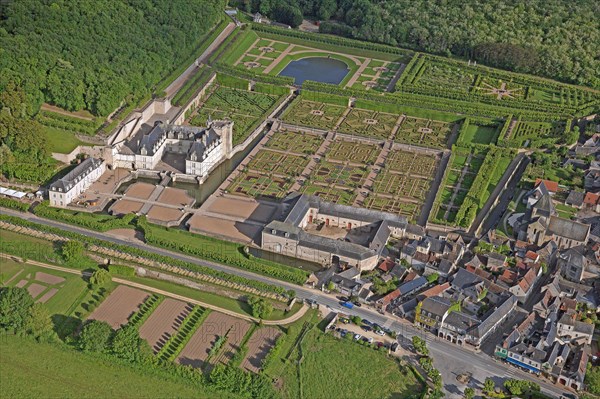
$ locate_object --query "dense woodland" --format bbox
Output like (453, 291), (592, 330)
(239, 0), (600, 89)
(0, 0), (225, 117)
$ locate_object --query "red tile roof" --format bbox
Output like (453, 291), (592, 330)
(518, 268), (537, 293)
(535, 179), (559, 193)
(404, 271), (418, 282)
(380, 289), (401, 306)
(419, 282), (450, 299)
(377, 258), (395, 273)
(525, 251), (539, 261)
(499, 270), (518, 284)
(584, 192), (600, 205)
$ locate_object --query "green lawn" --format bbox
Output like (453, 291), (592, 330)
(462, 124), (499, 145)
(271, 328), (423, 399)
(43, 125), (87, 154)
(123, 274), (300, 321)
(0, 335), (235, 399)
(555, 203), (577, 219)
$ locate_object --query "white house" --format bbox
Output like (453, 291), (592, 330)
(49, 158), (106, 208)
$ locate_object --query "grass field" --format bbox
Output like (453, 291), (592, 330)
(0, 335), (235, 399)
(43, 126), (87, 154)
(264, 312), (423, 399)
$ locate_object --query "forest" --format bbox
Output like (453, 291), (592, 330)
(0, 0), (225, 117)
(238, 0), (600, 89)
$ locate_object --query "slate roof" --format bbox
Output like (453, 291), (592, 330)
(398, 276), (428, 296)
(420, 296), (452, 318)
(533, 193), (556, 217)
(187, 128), (221, 162)
(565, 191), (585, 207)
(558, 313), (595, 336)
(49, 158), (103, 193)
(547, 216), (590, 242)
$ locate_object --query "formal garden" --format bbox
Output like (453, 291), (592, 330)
(393, 115), (453, 149)
(228, 172), (292, 200)
(281, 99), (346, 130)
(337, 108), (400, 140)
(264, 130), (324, 155)
(324, 139), (381, 165)
(246, 149), (309, 177)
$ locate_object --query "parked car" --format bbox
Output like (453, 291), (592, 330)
(341, 301), (354, 309)
(354, 333), (362, 341)
(375, 329), (385, 336)
(376, 342), (385, 348)
(367, 337), (374, 344)
(337, 296), (350, 302)
(361, 325), (372, 332)
(339, 317), (350, 324)
(352, 301), (362, 307)
(362, 319), (373, 326)
(391, 342), (399, 352)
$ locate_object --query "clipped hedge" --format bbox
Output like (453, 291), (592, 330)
(0, 214), (290, 297)
(0, 197), (30, 212)
(33, 201), (135, 232)
(109, 264), (136, 277)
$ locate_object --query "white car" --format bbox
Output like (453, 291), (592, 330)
(354, 333), (362, 341)
(375, 330), (385, 336)
(367, 337), (374, 344)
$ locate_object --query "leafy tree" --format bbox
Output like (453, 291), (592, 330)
(24, 303), (56, 342)
(463, 387), (474, 399)
(0, 287), (34, 333)
(247, 295), (273, 319)
(483, 377), (495, 394)
(61, 240), (84, 263)
(586, 364), (600, 395)
(79, 320), (113, 352)
(503, 379), (539, 395)
(111, 325), (142, 362)
(426, 273), (439, 283)
(89, 268), (111, 287)
(412, 335), (429, 356)
(351, 315), (362, 325)
(326, 281), (335, 291)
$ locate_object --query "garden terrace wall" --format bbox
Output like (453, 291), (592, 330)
(0, 215), (291, 299)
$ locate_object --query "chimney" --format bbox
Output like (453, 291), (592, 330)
(202, 134), (207, 145)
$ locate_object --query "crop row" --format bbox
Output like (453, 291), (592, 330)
(128, 294), (164, 330)
(157, 306), (208, 362)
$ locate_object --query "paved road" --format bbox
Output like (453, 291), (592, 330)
(0, 209), (568, 398)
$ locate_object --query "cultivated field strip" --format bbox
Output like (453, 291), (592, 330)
(157, 306), (208, 363)
(240, 327), (281, 373)
(88, 285), (149, 329)
(139, 298), (193, 353)
(176, 312), (251, 369)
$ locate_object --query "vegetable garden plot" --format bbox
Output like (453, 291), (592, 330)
(241, 327), (281, 373)
(394, 116), (452, 148)
(247, 150), (309, 177)
(337, 109), (398, 140)
(325, 140), (380, 165)
(363, 195), (420, 221)
(311, 161), (368, 188)
(300, 183), (357, 206)
(228, 172), (291, 200)
(265, 131), (324, 155)
(139, 299), (193, 353)
(282, 100), (346, 131)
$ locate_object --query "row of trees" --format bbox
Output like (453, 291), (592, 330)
(241, 0), (600, 89)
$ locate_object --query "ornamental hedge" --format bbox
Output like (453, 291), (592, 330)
(0, 197), (30, 212)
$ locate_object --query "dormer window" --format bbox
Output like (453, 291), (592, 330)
(272, 229), (276, 234)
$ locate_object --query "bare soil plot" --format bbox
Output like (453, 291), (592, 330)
(27, 283), (46, 299)
(124, 182), (155, 200)
(139, 299), (193, 353)
(177, 312), (250, 369)
(110, 199), (144, 215)
(88, 285), (149, 329)
(156, 187), (195, 207)
(146, 205), (186, 224)
(15, 279), (27, 288)
(37, 288), (58, 303)
(206, 197), (275, 222)
(35, 272), (65, 285)
(188, 214), (261, 244)
(241, 327), (281, 373)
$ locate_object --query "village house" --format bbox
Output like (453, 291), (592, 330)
(49, 157), (106, 208)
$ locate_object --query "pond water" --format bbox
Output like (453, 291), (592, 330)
(279, 57), (349, 86)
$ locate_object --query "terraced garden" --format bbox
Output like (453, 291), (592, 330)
(189, 85), (280, 145)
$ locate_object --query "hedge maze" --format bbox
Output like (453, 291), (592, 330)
(228, 172), (292, 200)
(247, 150), (309, 177)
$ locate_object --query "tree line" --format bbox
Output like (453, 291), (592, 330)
(237, 0), (599, 89)
(0, 0), (225, 117)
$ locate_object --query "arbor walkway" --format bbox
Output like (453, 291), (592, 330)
(0, 253), (307, 326)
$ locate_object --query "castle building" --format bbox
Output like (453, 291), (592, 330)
(49, 157), (106, 208)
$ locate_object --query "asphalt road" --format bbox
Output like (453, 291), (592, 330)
(0, 209), (569, 398)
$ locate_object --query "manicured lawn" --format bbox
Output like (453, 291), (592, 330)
(555, 203), (577, 219)
(462, 124), (499, 145)
(0, 335), (235, 399)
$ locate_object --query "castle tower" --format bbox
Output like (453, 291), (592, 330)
(210, 119), (234, 158)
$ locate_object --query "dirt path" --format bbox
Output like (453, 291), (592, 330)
(40, 104), (95, 121)
(0, 253), (307, 326)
